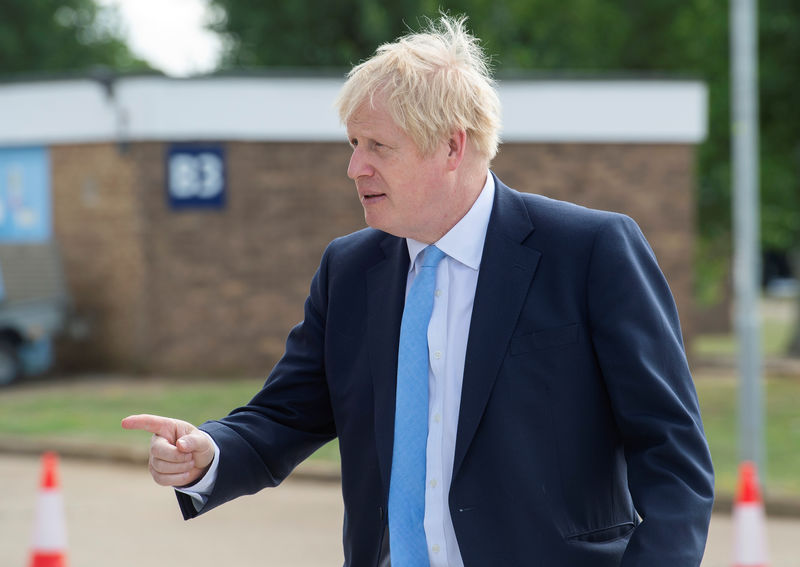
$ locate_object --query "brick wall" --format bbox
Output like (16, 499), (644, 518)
(50, 143), (149, 370)
(493, 143), (696, 341)
(50, 140), (696, 375)
(136, 142), (362, 374)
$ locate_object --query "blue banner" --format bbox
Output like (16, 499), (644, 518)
(0, 147), (51, 242)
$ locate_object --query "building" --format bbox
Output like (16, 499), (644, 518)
(0, 73), (706, 375)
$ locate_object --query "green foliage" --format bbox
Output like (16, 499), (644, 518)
(759, 0), (800, 251)
(206, 0), (429, 68)
(0, 0), (150, 75)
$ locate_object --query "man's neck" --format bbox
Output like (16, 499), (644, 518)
(424, 164), (488, 244)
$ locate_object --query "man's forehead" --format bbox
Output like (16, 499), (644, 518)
(346, 100), (401, 135)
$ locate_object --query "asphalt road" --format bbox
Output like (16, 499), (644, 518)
(2, 454), (798, 566)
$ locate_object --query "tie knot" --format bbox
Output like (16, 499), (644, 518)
(421, 245), (446, 268)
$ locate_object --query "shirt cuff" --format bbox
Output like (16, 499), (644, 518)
(175, 430), (221, 512)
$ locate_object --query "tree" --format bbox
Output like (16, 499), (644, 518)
(205, 0), (427, 68)
(759, 0), (800, 354)
(0, 0), (149, 75)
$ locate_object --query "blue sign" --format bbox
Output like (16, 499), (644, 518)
(0, 147), (51, 242)
(167, 145), (226, 210)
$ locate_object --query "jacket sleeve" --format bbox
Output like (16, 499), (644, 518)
(587, 214), (714, 566)
(177, 244), (337, 519)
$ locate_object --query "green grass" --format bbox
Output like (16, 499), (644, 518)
(0, 376), (340, 462)
(695, 374), (800, 498)
(692, 297), (795, 358)
(690, 297), (800, 497)
(693, 322), (794, 357)
(1, 373), (799, 497)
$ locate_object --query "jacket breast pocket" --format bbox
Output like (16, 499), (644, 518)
(510, 323), (579, 355)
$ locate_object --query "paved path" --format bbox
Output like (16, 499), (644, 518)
(2, 454), (798, 566)
(2, 454), (343, 567)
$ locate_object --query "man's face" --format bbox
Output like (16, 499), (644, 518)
(345, 95), (455, 243)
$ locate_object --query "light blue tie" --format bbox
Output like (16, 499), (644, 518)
(389, 245), (446, 567)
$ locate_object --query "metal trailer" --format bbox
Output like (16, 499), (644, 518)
(0, 241), (70, 385)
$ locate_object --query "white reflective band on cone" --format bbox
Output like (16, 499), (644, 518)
(32, 491), (68, 550)
(733, 503), (768, 565)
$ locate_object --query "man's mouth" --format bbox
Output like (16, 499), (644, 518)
(362, 193), (386, 202)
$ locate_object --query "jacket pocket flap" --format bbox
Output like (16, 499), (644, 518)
(566, 522), (636, 544)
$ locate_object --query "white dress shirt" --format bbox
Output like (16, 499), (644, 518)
(182, 172), (496, 567)
(404, 172), (493, 567)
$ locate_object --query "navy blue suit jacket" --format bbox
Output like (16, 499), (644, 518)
(177, 175), (714, 566)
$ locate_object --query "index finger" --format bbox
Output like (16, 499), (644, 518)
(121, 414), (177, 441)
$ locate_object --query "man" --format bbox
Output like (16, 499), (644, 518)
(123, 15), (714, 566)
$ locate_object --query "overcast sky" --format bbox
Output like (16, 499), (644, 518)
(97, 0), (223, 77)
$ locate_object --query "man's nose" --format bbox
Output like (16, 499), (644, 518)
(347, 147), (372, 180)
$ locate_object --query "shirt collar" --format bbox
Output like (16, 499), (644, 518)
(406, 171), (495, 271)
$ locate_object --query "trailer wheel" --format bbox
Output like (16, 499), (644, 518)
(0, 340), (21, 386)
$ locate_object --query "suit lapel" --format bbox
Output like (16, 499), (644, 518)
(453, 180), (541, 478)
(367, 234), (409, 493)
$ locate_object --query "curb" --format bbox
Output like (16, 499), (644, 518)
(692, 355), (800, 377)
(0, 435), (149, 465)
(713, 492), (800, 519)
(3, 435), (800, 517)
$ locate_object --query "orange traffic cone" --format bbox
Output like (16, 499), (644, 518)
(732, 461), (768, 567)
(29, 452), (68, 567)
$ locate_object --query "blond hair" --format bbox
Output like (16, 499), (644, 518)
(335, 15), (501, 160)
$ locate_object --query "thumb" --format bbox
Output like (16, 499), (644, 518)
(176, 430), (215, 468)
(176, 431), (204, 453)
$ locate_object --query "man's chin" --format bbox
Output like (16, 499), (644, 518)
(364, 215), (401, 238)
(364, 215), (387, 233)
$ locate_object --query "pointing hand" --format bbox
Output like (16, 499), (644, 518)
(121, 414), (215, 487)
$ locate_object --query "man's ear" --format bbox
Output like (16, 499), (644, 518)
(446, 129), (468, 170)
